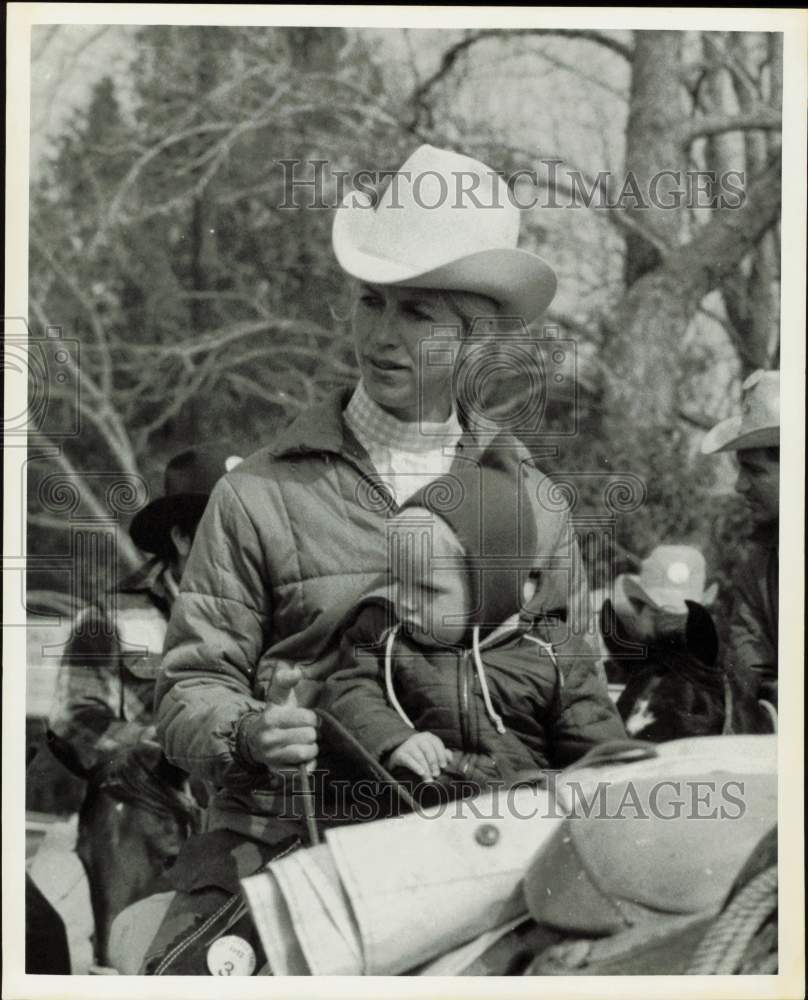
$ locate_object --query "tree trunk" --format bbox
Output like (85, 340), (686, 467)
(622, 31), (685, 287)
(603, 31), (780, 439)
(604, 161), (780, 433)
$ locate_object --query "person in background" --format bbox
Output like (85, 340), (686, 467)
(36, 445), (242, 972)
(595, 544), (718, 694)
(701, 370), (779, 705)
(611, 544), (718, 641)
(48, 444), (243, 773)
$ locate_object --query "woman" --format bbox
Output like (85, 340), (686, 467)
(143, 144), (588, 975)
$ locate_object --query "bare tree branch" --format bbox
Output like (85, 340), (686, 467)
(701, 32), (762, 104)
(122, 317), (335, 359)
(680, 108), (781, 146)
(34, 436), (142, 571)
(29, 295), (140, 477)
(545, 310), (602, 344)
(670, 159), (781, 289)
(542, 167), (673, 256)
(224, 372), (309, 412)
(30, 227), (114, 397)
(529, 43), (627, 100)
(409, 28), (632, 116)
(30, 25), (61, 62)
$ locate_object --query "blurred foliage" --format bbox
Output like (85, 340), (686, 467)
(27, 25), (781, 636)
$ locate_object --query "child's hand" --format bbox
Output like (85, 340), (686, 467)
(389, 732), (450, 781)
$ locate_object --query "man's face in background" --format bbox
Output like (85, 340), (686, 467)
(734, 448), (780, 525)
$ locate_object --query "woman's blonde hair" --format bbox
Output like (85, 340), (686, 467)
(435, 289), (502, 336)
(335, 280), (502, 337)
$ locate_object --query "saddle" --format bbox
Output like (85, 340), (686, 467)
(524, 771), (776, 935)
(516, 824), (778, 976)
(143, 726), (778, 977)
(434, 740), (778, 976)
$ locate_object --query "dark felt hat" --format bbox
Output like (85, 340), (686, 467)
(129, 443), (244, 555)
(399, 435), (537, 639)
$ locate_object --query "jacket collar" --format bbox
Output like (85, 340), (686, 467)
(334, 575), (527, 657)
(269, 384), (476, 464)
(478, 612), (526, 650)
(345, 379), (463, 454)
(395, 608), (529, 654)
(269, 387), (357, 459)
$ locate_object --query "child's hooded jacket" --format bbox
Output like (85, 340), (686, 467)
(321, 598), (626, 783)
(320, 439), (625, 785)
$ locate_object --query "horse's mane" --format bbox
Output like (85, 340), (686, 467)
(608, 599), (729, 739)
(606, 598), (774, 739)
(601, 599), (718, 669)
(649, 645), (724, 690)
(82, 743), (201, 836)
(616, 647), (727, 738)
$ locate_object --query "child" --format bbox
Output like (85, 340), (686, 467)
(319, 441), (626, 801)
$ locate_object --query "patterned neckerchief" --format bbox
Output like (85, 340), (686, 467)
(343, 380), (463, 505)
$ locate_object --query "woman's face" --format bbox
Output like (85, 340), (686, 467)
(351, 283), (465, 422)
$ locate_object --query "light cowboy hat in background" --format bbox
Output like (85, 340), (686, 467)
(617, 545), (718, 614)
(332, 144), (557, 323)
(700, 369), (780, 454)
(129, 443), (243, 555)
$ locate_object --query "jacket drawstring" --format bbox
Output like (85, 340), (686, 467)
(163, 567), (180, 602)
(472, 626), (507, 735)
(759, 698), (778, 733)
(525, 633), (562, 687)
(384, 627), (415, 729)
(385, 625), (508, 736)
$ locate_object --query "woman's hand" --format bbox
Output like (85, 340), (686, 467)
(246, 664), (319, 771)
(388, 731), (450, 781)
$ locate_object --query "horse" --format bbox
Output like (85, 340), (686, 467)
(25, 743), (72, 973)
(42, 734), (201, 968)
(599, 598), (776, 741)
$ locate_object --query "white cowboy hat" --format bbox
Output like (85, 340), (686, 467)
(701, 370), (780, 454)
(616, 545), (718, 615)
(332, 144), (557, 323)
